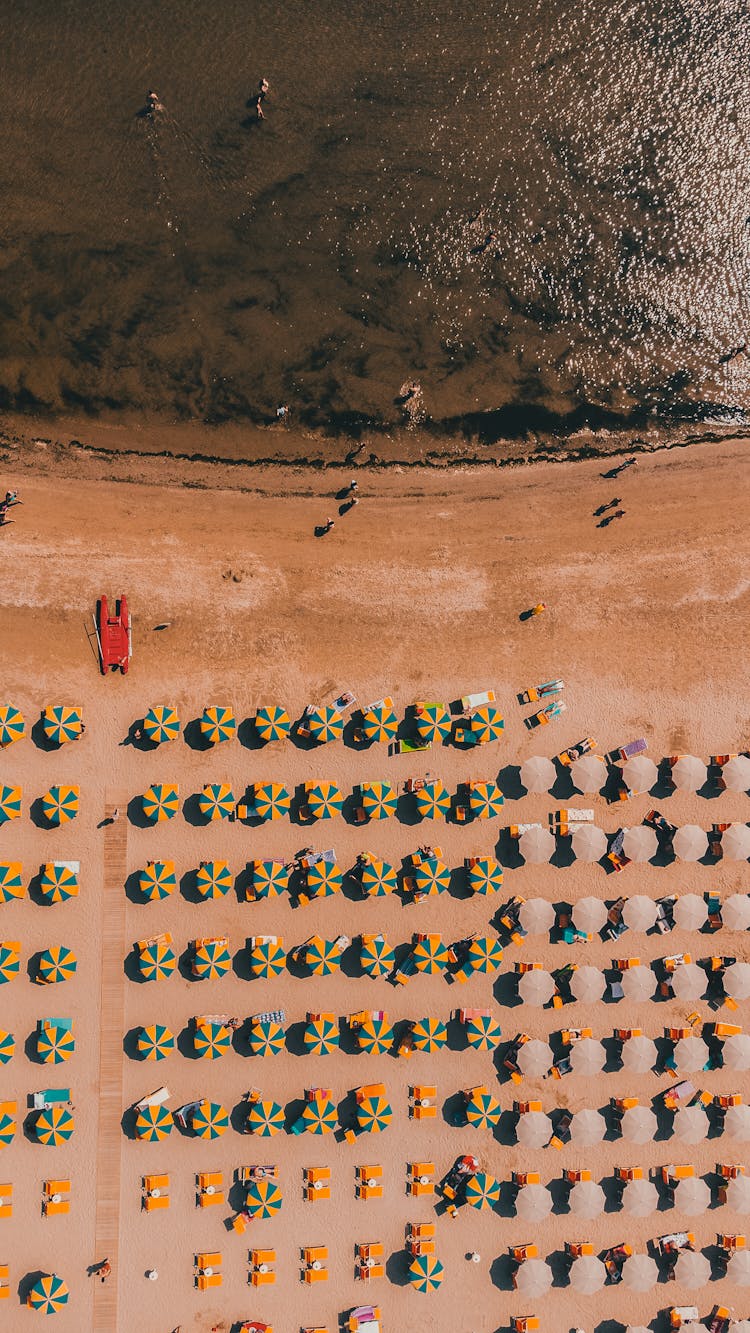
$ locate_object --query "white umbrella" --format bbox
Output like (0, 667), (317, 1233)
(572, 897), (608, 935)
(520, 755), (556, 794)
(723, 894), (750, 931)
(674, 1175), (711, 1215)
(515, 1182), (552, 1221)
(621, 1253), (658, 1292)
(620, 1034), (657, 1073)
(518, 969), (555, 1007)
(568, 1179), (605, 1219)
(723, 1033), (750, 1071)
(622, 895), (658, 932)
(620, 966), (656, 1004)
(672, 894), (708, 931)
(571, 824), (608, 862)
(620, 1105), (657, 1144)
(569, 1108), (605, 1147)
(673, 1035), (709, 1072)
(569, 1038), (605, 1077)
(514, 1258), (552, 1298)
(724, 822), (750, 861)
(516, 1111), (551, 1149)
(724, 1104), (750, 1142)
(516, 1038), (553, 1078)
(724, 961), (750, 1001)
(673, 1105), (709, 1145)
(729, 1251), (750, 1288)
(722, 755), (750, 792)
(726, 1174), (750, 1213)
(622, 825), (658, 861)
(674, 1248), (711, 1289)
(672, 824), (708, 861)
(518, 898), (556, 935)
(627, 1327), (652, 1333)
(671, 754), (708, 791)
(570, 754), (607, 794)
(569, 965), (606, 1004)
(620, 1178), (658, 1217)
(671, 962), (707, 1001)
(621, 755), (658, 793)
(519, 825), (556, 864)
(569, 1254), (606, 1295)
(730, 1318), (750, 1330)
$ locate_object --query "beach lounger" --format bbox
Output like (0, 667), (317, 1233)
(43, 1199), (70, 1216)
(356, 1165), (383, 1200)
(0, 1264), (8, 1299)
(0, 1185), (12, 1219)
(196, 1273), (222, 1290)
(305, 1166), (331, 1202)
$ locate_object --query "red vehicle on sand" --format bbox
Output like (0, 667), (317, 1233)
(96, 595), (131, 674)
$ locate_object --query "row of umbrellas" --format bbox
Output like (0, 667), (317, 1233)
(510, 1172), (750, 1218)
(517, 891), (750, 933)
(522, 751), (750, 794)
(0, 862), (80, 904)
(0, 784), (79, 826)
(0, 1104), (75, 1149)
(517, 958), (750, 1007)
(514, 1100), (750, 1147)
(0, 944), (77, 985)
(517, 819), (750, 862)
(134, 1088), (394, 1140)
(513, 1246), (740, 1296)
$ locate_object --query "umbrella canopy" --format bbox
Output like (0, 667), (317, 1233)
(414, 780), (451, 820)
(671, 754), (708, 791)
(198, 783), (235, 821)
(621, 1178), (659, 1217)
(0, 941), (20, 983)
(468, 703), (505, 744)
(518, 969), (555, 1007)
(0, 861), (24, 903)
(620, 966), (656, 1004)
(39, 863), (79, 904)
(673, 894), (708, 931)
(35, 1106), (74, 1145)
(672, 824), (708, 861)
(516, 1110), (552, 1148)
(468, 780), (505, 819)
(306, 705), (344, 744)
(195, 861), (232, 900)
(464, 1171), (501, 1210)
(724, 894), (750, 931)
(143, 705), (180, 744)
(724, 961), (750, 1001)
(43, 705), (82, 744)
(28, 1274), (70, 1314)
(252, 782), (291, 821)
(572, 898), (608, 935)
(621, 755), (658, 793)
(357, 1015), (394, 1054)
(724, 823), (750, 861)
(305, 781), (344, 820)
(251, 860), (289, 899)
(192, 938), (232, 980)
(622, 894), (658, 932)
(248, 1019), (285, 1057)
(300, 1095), (338, 1134)
(728, 1251), (750, 1288)
(139, 860), (176, 901)
(674, 1175), (711, 1215)
(413, 857), (450, 897)
(246, 1099), (285, 1137)
(305, 860), (343, 899)
(622, 825), (659, 862)
(142, 783), (180, 822)
(135, 1103), (174, 1140)
(520, 755), (557, 793)
(671, 962), (707, 1001)
(303, 936), (343, 976)
(361, 700), (398, 743)
(461, 935), (504, 975)
(414, 701), (450, 744)
(568, 1179), (605, 1219)
(572, 824), (608, 862)
(722, 755), (750, 792)
(360, 782), (398, 821)
(514, 1258), (552, 1298)
(249, 938), (286, 979)
(519, 825), (556, 863)
(730, 1322), (750, 1333)
(467, 856), (504, 895)
(621, 1253), (658, 1292)
(726, 1174), (750, 1213)
(674, 1248), (711, 1289)
(465, 1013), (503, 1050)
(516, 1182), (552, 1221)
(570, 753), (607, 793)
(673, 1035), (709, 1073)
(725, 1103), (750, 1141)
(620, 1034), (657, 1073)
(245, 1177), (283, 1217)
(408, 1253), (444, 1292)
(412, 935), (451, 974)
(360, 935), (396, 977)
(0, 1106), (15, 1147)
(723, 1033), (750, 1071)
(569, 1255), (606, 1294)
(0, 1029), (14, 1063)
(0, 784), (21, 825)
(303, 1015), (340, 1056)
(137, 1023), (175, 1061)
(569, 1037), (606, 1077)
(517, 1038), (553, 1078)
(411, 1018), (448, 1052)
(36, 946), (77, 985)
(138, 939), (176, 982)
(357, 1094), (393, 1133)
(620, 1105), (657, 1144)
(570, 965), (606, 1004)
(0, 704), (24, 746)
(191, 1100), (229, 1139)
(41, 785), (79, 825)
(569, 1108), (606, 1147)
(37, 1023), (75, 1063)
(518, 898), (555, 935)
(200, 705), (236, 744)
(254, 705), (291, 742)
(360, 856), (398, 897)
(194, 1021), (232, 1060)
(466, 1088), (502, 1130)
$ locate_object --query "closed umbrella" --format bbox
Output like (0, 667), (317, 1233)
(514, 1258), (552, 1298)
(515, 1182), (552, 1221)
(724, 961), (750, 1001)
(673, 894), (708, 931)
(570, 965), (606, 1004)
(671, 962), (707, 1001)
(569, 1038), (605, 1077)
(572, 824), (607, 862)
(674, 1175), (710, 1215)
(622, 895), (658, 932)
(518, 969), (555, 1007)
(622, 825), (658, 862)
(620, 1105), (657, 1144)
(674, 1249), (711, 1289)
(621, 1178), (658, 1217)
(723, 1033), (750, 1071)
(621, 755), (658, 793)
(672, 1104), (709, 1144)
(620, 1034), (657, 1072)
(572, 898), (608, 935)
(516, 1111), (551, 1148)
(671, 755), (708, 791)
(726, 1174), (750, 1213)
(673, 1036), (709, 1073)
(254, 704), (291, 742)
(519, 826), (556, 864)
(516, 1038), (553, 1077)
(621, 1253), (658, 1292)
(722, 755), (750, 792)
(569, 1255), (606, 1294)
(723, 894), (750, 931)
(518, 898), (555, 935)
(520, 755), (556, 793)
(724, 1104), (750, 1141)
(569, 1179), (605, 1219)
(570, 753), (607, 793)
(672, 825), (708, 861)
(569, 1108), (605, 1147)
(728, 1251), (750, 1287)
(620, 966), (656, 1004)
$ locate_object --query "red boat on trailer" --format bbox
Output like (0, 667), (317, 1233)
(96, 595), (132, 674)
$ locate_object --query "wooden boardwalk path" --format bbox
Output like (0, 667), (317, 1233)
(92, 800), (127, 1333)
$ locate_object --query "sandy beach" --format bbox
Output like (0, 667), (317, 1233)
(1, 435), (750, 1333)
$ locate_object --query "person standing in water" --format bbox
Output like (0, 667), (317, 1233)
(254, 77), (269, 119)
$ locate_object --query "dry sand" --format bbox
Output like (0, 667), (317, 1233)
(1, 435), (750, 1333)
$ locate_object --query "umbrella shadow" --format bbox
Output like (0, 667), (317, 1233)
(123, 1027), (145, 1060)
(233, 866), (253, 902)
(231, 945), (253, 982)
(123, 949), (147, 984)
(227, 1178), (247, 1214)
(285, 1021), (309, 1057)
(284, 1095), (306, 1130)
(180, 869), (204, 904)
(120, 1106), (138, 1139)
(23, 1030), (44, 1064)
(18, 1270), (47, 1304)
(290, 718), (319, 751)
(396, 793), (421, 826)
(495, 829), (523, 869)
(126, 795), (153, 830)
(123, 721), (159, 752)
(183, 718), (213, 752)
(441, 1090), (466, 1127)
(30, 717), (61, 751)
(385, 1250), (411, 1286)
(448, 866), (471, 899)
(182, 792), (209, 827)
(26, 951), (44, 984)
(489, 1255), (514, 1290)
(446, 1016), (464, 1050)
(342, 793), (365, 825)
(26, 869), (51, 906)
(497, 763), (523, 799)
(493, 973), (520, 1009)
(29, 797), (52, 830)
(124, 871), (148, 904)
(176, 1026), (201, 1060)
(547, 1177), (569, 1212)
(237, 717), (266, 749)
(339, 941), (360, 978)
(496, 1180), (517, 1216)
(551, 839), (575, 868)
(550, 765), (575, 800)
(343, 716), (369, 750)
(341, 868), (365, 902)
(230, 1098), (250, 1135)
(601, 1174), (623, 1212)
(290, 784), (314, 825)
(549, 1247), (570, 1286)
(177, 947), (201, 983)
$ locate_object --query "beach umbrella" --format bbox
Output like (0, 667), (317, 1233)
(36, 946), (77, 985)
(37, 1023), (75, 1064)
(728, 1251), (750, 1287)
(621, 1178), (659, 1217)
(570, 753), (607, 793)
(249, 937), (286, 979)
(142, 783), (179, 822)
(620, 1105), (657, 1144)
(673, 894), (708, 931)
(468, 780), (505, 819)
(723, 823), (750, 861)
(726, 1175), (750, 1213)
(254, 705), (291, 742)
(408, 1253), (444, 1292)
(43, 705), (82, 745)
(35, 1106), (74, 1145)
(0, 1030), (14, 1063)
(357, 1094), (393, 1133)
(414, 780), (451, 820)
(303, 1015), (340, 1055)
(621, 755), (658, 793)
(248, 1019), (285, 1057)
(137, 1024), (175, 1061)
(467, 856), (504, 895)
(568, 1179), (605, 1219)
(414, 702), (450, 744)
(0, 705), (24, 746)
(722, 755), (750, 792)
(621, 1253), (658, 1292)
(0, 861), (24, 903)
(516, 1182), (552, 1221)
(139, 860), (176, 901)
(724, 961), (750, 1001)
(465, 1014), (503, 1050)
(622, 825), (658, 862)
(192, 938), (232, 980)
(39, 862), (78, 904)
(28, 1274), (70, 1314)
(519, 825), (556, 863)
(0, 1106), (15, 1148)
(724, 1104), (750, 1141)
(252, 781), (291, 821)
(0, 941), (20, 983)
(360, 935), (396, 978)
(516, 1111), (551, 1148)
(412, 935), (451, 974)
(620, 1034), (657, 1073)
(570, 965), (606, 1004)
(195, 861), (232, 900)
(200, 705), (236, 744)
(572, 898), (608, 935)
(300, 1095), (338, 1135)
(306, 705), (344, 744)
(198, 782), (235, 821)
(0, 784), (21, 825)
(730, 1322), (750, 1333)
(620, 966), (656, 1004)
(622, 895), (658, 932)
(673, 1035), (709, 1073)
(41, 785), (79, 825)
(465, 1171), (501, 1210)
(724, 1034), (750, 1071)
(514, 1258), (552, 1298)
(360, 782), (398, 821)
(674, 1249), (711, 1289)
(135, 1104), (174, 1140)
(304, 781), (343, 821)
(360, 857), (398, 897)
(569, 1108), (605, 1147)
(569, 1037), (605, 1077)
(305, 860), (343, 899)
(245, 1177), (283, 1217)
(569, 1255), (606, 1295)
(411, 1018), (448, 1052)
(468, 704), (505, 744)
(518, 898), (555, 935)
(572, 824), (608, 862)
(194, 1021), (232, 1060)
(466, 1088), (502, 1130)
(461, 935), (504, 976)
(671, 963), (707, 1001)
(724, 894), (750, 931)
(246, 1099), (285, 1137)
(192, 1100), (229, 1139)
(251, 860), (289, 899)
(672, 825), (708, 861)
(520, 755), (556, 793)
(138, 939), (176, 982)
(143, 705), (180, 744)
(303, 936), (343, 976)
(518, 969), (555, 1007)
(361, 700), (398, 743)
(357, 1015), (394, 1054)
(517, 1038), (553, 1078)
(413, 857), (450, 897)
(674, 1175), (710, 1215)
(671, 754), (708, 791)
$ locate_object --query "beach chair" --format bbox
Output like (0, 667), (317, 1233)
(409, 1084), (437, 1119)
(197, 1171), (224, 1206)
(195, 1251), (222, 1289)
(250, 1247), (276, 1286)
(0, 1264), (8, 1299)
(0, 1185), (11, 1219)
(512, 1170), (542, 1186)
(42, 1172), (71, 1217)
(356, 1165), (383, 1200)
(509, 1243), (538, 1262)
(511, 1320), (540, 1333)
(408, 1162), (434, 1197)
(356, 1241), (385, 1279)
(304, 1166), (331, 1202)
(302, 1245), (328, 1282)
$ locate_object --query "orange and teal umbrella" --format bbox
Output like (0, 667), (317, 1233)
(465, 1088), (501, 1129)
(469, 704), (505, 744)
(361, 700), (398, 743)
(467, 857), (504, 895)
(143, 705), (180, 744)
(195, 861), (232, 900)
(0, 1106), (15, 1147)
(138, 939), (176, 981)
(0, 861), (24, 902)
(250, 938), (286, 978)
(465, 1014), (503, 1050)
(137, 1023), (175, 1060)
(469, 781), (505, 819)
(252, 782), (291, 821)
(465, 1171), (502, 1210)
(40, 863), (78, 903)
(245, 1176), (283, 1217)
(415, 780), (451, 820)
(305, 781), (343, 820)
(194, 1021), (232, 1060)
(43, 705), (82, 745)
(360, 856), (398, 897)
(36, 946), (77, 985)
(192, 939), (231, 979)
(28, 1274), (70, 1313)
(414, 857), (450, 897)
(412, 936), (451, 974)
(454, 936), (504, 981)
(414, 702), (450, 743)
(139, 860), (176, 901)
(299, 1096), (338, 1134)
(360, 935), (396, 977)
(306, 705), (344, 744)
(0, 942), (20, 983)
(37, 1023), (75, 1064)
(0, 705), (24, 746)
(249, 1019), (285, 1057)
(0, 1029), (14, 1063)
(142, 783), (180, 822)
(357, 1093), (393, 1133)
(192, 1099), (229, 1139)
(304, 936), (343, 976)
(255, 705), (291, 742)
(135, 1103), (173, 1140)
(200, 705), (236, 744)
(251, 859), (289, 898)
(306, 860), (343, 899)
(409, 1254), (444, 1292)
(247, 1098), (285, 1136)
(303, 1015), (340, 1055)
(357, 1015), (394, 1054)
(199, 783), (235, 821)
(361, 781), (398, 820)
(411, 1018), (448, 1052)
(42, 785), (79, 826)
(35, 1106), (74, 1145)
(0, 784), (21, 825)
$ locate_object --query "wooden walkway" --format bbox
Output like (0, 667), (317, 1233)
(92, 800), (127, 1333)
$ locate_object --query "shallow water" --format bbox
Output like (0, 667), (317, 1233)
(3, 0), (750, 434)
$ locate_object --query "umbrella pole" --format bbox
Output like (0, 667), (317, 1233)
(91, 613), (104, 669)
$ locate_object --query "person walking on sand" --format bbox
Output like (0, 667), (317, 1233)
(254, 77), (269, 119)
(323, 518), (334, 533)
(98, 1259), (112, 1283)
